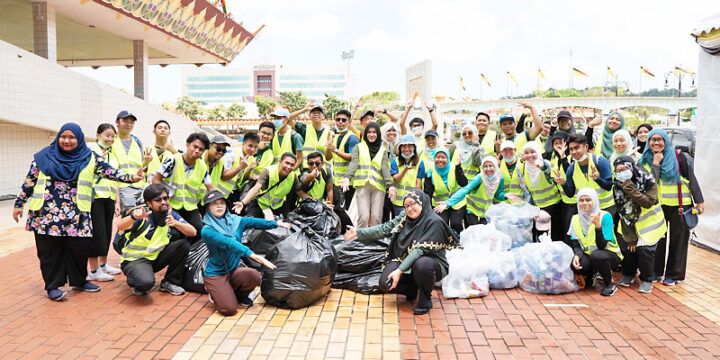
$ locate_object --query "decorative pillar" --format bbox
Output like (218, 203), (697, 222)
(32, 1), (57, 62)
(133, 40), (148, 99)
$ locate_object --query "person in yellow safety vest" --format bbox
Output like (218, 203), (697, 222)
(398, 101), (439, 138)
(113, 110), (149, 210)
(546, 132), (577, 248)
(518, 141), (564, 242)
(495, 102), (543, 154)
(389, 135), (425, 216)
(612, 156), (667, 294)
(326, 110), (361, 210)
(449, 123), (485, 181)
(116, 184), (195, 296)
(422, 129), (441, 166)
(424, 148), (467, 234)
(474, 112), (499, 156)
(234, 153), (312, 220)
(227, 132), (261, 204)
(593, 112), (626, 160)
(639, 129), (704, 286)
(152, 132), (216, 243)
(86, 124), (123, 282)
(252, 122), (277, 180)
(300, 152), (354, 233)
(382, 122), (400, 158)
(556, 134), (615, 212)
(569, 188), (623, 296)
(203, 135), (249, 201)
(270, 108), (304, 170)
(287, 103), (331, 166)
(340, 123), (396, 228)
(498, 141), (523, 200)
(436, 156), (520, 226)
(145, 120), (178, 177)
(12, 123), (143, 301)
(536, 121), (551, 154)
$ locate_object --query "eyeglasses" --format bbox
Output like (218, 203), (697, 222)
(308, 161), (322, 167)
(648, 137), (664, 143)
(462, 132), (472, 136)
(214, 146), (227, 153)
(335, 118), (348, 123)
(403, 201), (420, 210)
(152, 195), (169, 203)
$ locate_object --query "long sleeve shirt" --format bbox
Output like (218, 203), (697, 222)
(650, 151), (703, 204)
(562, 154), (613, 198)
(570, 212), (614, 257)
(445, 175), (506, 208)
(344, 146), (393, 190)
(423, 165), (468, 200)
(201, 217), (277, 277)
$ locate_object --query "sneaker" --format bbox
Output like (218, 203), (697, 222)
(238, 295), (253, 307)
(86, 270), (114, 282)
(662, 278), (676, 286)
(72, 282), (101, 292)
(159, 281), (185, 296)
(617, 275), (634, 287)
(600, 283), (617, 297)
(47, 288), (66, 301)
(132, 287), (148, 296)
(638, 281), (653, 294)
(208, 294), (214, 303)
(100, 263), (122, 275)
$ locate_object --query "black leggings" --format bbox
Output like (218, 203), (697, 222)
(572, 249), (621, 285)
(560, 202), (578, 248)
(621, 243), (657, 282)
(438, 206), (465, 234)
(465, 213), (487, 226)
(656, 205), (692, 281)
(174, 208), (203, 244)
(90, 198), (114, 257)
(379, 256), (442, 308)
(35, 234), (89, 290)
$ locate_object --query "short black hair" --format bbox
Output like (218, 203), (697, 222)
(154, 120), (170, 129)
(186, 132), (210, 150)
(475, 112), (490, 121)
(336, 110), (351, 118)
(567, 134), (588, 146)
(243, 132), (260, 144)
(143, 184), (168, 204)
(280, 152), (297, 163)
(409, 117), (424, 127)
(259, 121), (275, 133)
(96, 123), (116, 135)
(306, 151), (324, 162)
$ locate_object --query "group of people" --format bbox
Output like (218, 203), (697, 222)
(11, 101), (703, 316)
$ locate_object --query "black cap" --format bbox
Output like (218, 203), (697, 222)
(310, 106), (325, 114)
(424, 129), (439, 138)
(336, 109), (351, 118)
(203, 190), (225, 205)
(211, 135), (231, 146)
(409, 117), (424, 127)
(361, 110), (375, 120)
(116, 110), (137, 121)
(550, 131), (569, 143)
(557, 110), (572, 120)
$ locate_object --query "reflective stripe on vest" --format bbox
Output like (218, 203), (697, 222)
(271, 132), (294, 163)
(391, 162), (419, 207)
(519, 163), (560, 208)
(332, 132), (352, 182)
(353, 143), (386, 192)
(466, 182), (493, 217)
(208, 158), (233, 198)
(111, 136), (146, 188)
(551, 155), (576, 204)
(121, 220), (171, 262)
(571, 211), (623, 259)
(572, 155), (614, 209)
(634, 204), (667, 245)
(167, 154), (207, 211)
(252, 149), (274, 178)
(306, 166), (328, 201)
(88, 142), (118, 200)
(451, 149), (479, 180)
(28, 157), (96, 212)
(500, 161), (522, 197)
(301, 127), (329, 166)
(641, 163), (693, 206)
(258, 165), (295, 210)
(430, 165), (466, 210)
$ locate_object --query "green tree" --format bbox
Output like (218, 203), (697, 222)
(278, 91), (308, 112)
(175, 96), (206, 120)
(207, 104), (227, 119)
(356, 91), (401, 127)
(322, 94), (350, 118)
(226, 103), (246, 118)
(256, 95), (277, 119)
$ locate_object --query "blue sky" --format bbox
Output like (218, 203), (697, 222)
(72, 0), (715, 104)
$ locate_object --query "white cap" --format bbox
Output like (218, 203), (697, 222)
(500, 140), (515, 152)
(270, 108), (290, 118)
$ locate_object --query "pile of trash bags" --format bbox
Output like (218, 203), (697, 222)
(513, 234), (579, 294)
(182, 240), (211, 294)
(485, 202), (539, 249)
(331, 237), (390, 294)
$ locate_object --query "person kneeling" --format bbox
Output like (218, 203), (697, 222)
(569, 188), (624, 296)
(344, 189), (461, 315)
(201, 190), (290, 316)
(117, 184), (195, 296)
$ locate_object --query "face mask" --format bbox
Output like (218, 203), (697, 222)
(151, 209), (168, 227)
(98, 141), (110, 149)
(484, 172), (497, 180)
(503, 156), (516, 163)
(401, 153), (413, 159)
(274, 119), (284, 130)
(336, 126), (348, 134)
(616, 170), (632, 181)
(577, 153), (588, 162)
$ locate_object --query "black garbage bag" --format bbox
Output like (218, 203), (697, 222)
(332, 271), (383, 294)
(287, 199), (341, 237)
(334, 237), (390, 273)
(182, 240), (211, 294)
(261, 225), (338, 309)
(242, 226), (294, 255)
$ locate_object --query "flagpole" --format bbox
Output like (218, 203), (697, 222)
(480, 79), (483, 101)
(639, 68), (642, 97)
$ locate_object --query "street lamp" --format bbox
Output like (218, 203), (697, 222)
(664, 70), (696, 125)
(341, 50), (354, 92)
(604, 78), (630, 96)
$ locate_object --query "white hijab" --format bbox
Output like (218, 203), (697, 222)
(576, 187), (600, 235)
(481, 156), (501, 198)
(523, 141), (544, 188)
(609, 129), (633, 164)
(382, 122), (400, 155)
(457, 123), (477, 167)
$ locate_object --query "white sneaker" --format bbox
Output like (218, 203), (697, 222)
(101, 264), (122, 275)
(87, 270), (114, 282)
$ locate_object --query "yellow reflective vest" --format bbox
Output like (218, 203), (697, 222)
(571, 211), (623, 259)
(121, 219), (171, 262)
(353, 143), (387, 192)
(571, 154), (614, 209)
(28, 156), (96, 212)
(88, 143), (118, 201)
(165, 154), (208, 211)
(430, 165), (466, 210)
(258, 165), (296, 210)
(111, 135), (145, 188)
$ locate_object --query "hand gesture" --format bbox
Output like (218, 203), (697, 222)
(517, 101), (535, 114)
(340, 178), (350, 192)
(494, 134), (503, 147)
(304, 102), (315, 112)
(405, 99), (414, 109)
(12, 208), (23, 223)
(590, 212), (602, 228)
(572, 255), (582, 270)
(247, 161), (258, 171)
(434, 202), (447, 214)
(534, 159), (544, 170)
(354, 97), (364, 109)
(628, 244), (636, 253)
(132, 206), (152, 220)
(554, 142), (567, 157)
(166, 213), (179, 228)
(343, 225), (357, 241)
(387, 269), (402, 291)
(551, 118), (558, 127)
(553, 169), (566, 185)
(327, 139), (336, 153)
(258, 139), (269, 150)
(389, 187), (398, 202)
(653, 152), (664, 166)
(589, 165), (599, 180)
(519, 153), (527, 163)
(143, 148), (153, 166)
(588, 116), (602, 128)
(232, 201), (244, 214)
(276, 221), (291, 229)
(101, 147), (111, 159)
(166, 139), (177, 154)
(310, 167), (320, 179)
(505, 193), (521, 203)
(424, 103), (434, 112)
(114, 202), (122, 217)
(132, 167), (146, 183)
(324, 200), (335, 210)
(629, 146), (640, 156)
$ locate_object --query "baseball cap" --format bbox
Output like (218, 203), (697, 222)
(397, 134), (416, 146)
(557, 110), (572, 120)
(211, 135), (231, 146)
(336, 109), (351, 118)
(203, 190), (226, 205)
(535, 210), (551, 231)
(499, 113), (515, 123)
(424, 129), (439, 138)
(116, 110), (137, 121)
(500, 140), (515, 151)
(270, 108), (291, 118)
(310, 105), (325, 114)
(361, 110), (375, 120)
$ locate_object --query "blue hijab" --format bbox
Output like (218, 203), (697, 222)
(203, 201), (242, 238)
(639, 129), (680, 184)
(33, 123), (93, 182)
(433, 148), (451, 186)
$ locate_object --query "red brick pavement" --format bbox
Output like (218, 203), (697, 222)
(0, 247), (214, 360)
(398, 279), (720, 360)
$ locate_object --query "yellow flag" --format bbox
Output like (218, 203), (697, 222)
(481, 73), (492, 87)
(607, 67), (616, 80)
(538, 69), (546, 80)
(640, 66), (655, 77)
(507, 71), (519, 86)
(674, 65), (693, 74)
(459, 76), (466, 91)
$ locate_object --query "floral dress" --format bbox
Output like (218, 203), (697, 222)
(15, 153), (134, 237)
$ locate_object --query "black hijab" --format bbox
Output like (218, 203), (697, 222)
(634, 123), (653, 153)
(386, 189), (461, 265)
(612, 155), (656, 226)
(363, 122), (383, 158)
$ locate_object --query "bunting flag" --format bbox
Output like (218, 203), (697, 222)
(572, 67), (589, 78)
(481, 73), (492, 87)
(434, 95), (446, 100)
(607, 67), (616, 80)
(538, 69), (546, 80)
(674, 65), (693, 74)
(460, 76), (466, 91)
(506, 71), (519, 86)
(640, 66), (655, 77)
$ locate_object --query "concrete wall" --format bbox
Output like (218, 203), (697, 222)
(0, 39), (199, 197)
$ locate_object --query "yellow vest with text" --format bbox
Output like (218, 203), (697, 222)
(258, 165), (296, 210)
(111, 136), (146, 188)
(430, 165), (467, 210)
(353, 143), (387, 192)
(391, 161), (420, 207)
(572, 154), (614, 209)
(517, 162), (561, 208)
(28, 156), (96, 212)
(571, 211), (623, 259)
(332, 132), (352, 183)
(88, 143), (118, 201)
(121, 220), (171, 262)
(166, 154), (207, 211)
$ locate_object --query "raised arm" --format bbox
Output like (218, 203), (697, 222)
(519, 102), (542, 140)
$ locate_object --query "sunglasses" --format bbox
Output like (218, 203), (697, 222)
(152, 195), (170, 203)
(308, 161), (322, 167)
(462, 132), (473, 136)
(214, 146), (227, 153)
(335, 118), (348, 123)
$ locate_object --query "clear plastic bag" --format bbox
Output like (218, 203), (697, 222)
(442, 246), (492, 298)
(514, 235), (579, 294)
(459, 223), (513, 252)
(487, 251), (520, 289)
(485, 202), (540, 249)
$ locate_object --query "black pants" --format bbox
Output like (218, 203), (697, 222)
(465, 214), (487, 226)
(242, 198), (292, 220)
(334, 206), (353, 234)
(120, 240), (190, 292)
(90, 198), (115, 257)
(382, 195), (394, 222)
(342, 186), (355, 211)
(540, 203), (564, 243)
(439, 206), (465, 234)
(620, 243), (657, 282)
(35, 234), (89, 290)
(560, 202), (578, 248)
(174, 208), (203, 244)
(379, 256), (442, 309)
(656, 205), (692, 281)
(572, 249), (621, 285)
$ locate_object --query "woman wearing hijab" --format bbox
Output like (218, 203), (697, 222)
(436, 156), (520, 226)
(12, 123), (143, 301)
(612, 156), (666, 294)
(343, 189), (461, 315)
(638, 129), (704, 286)
(201, 190), (290, 315)
(449, 123), (485, 180)
(382, 122), (400, 157)
(609, 129), (640, 164)
(545, 132), (577, 247)
(424, 148), (468, 234)
(517, 142), (564, 242)
(593, 112), (625, 159)
(341, 123), (395, 228)
(389, 135), (425, 215)
(634, 123), (653, 154)
(569, 188), (623, 296)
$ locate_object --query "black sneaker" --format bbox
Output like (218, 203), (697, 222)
(72, 282), (101, 292)
(238, 295), (254, 307)
(413, 299), (432, 315)
(47, 288), (67, 301)
(159, 281), (185, 296)
(600, 283), (617, 297)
